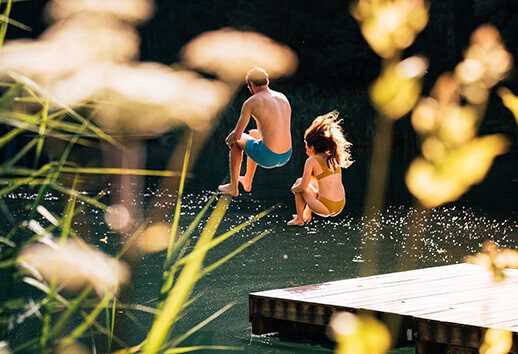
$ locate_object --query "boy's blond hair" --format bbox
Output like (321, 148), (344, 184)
(245, 67), (269, 86)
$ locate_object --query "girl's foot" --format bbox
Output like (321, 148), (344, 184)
(293, 213), (311, 222)
(303, 207), (312, 222)
(217, 183), (238, 196)
(287, 217), (304, 226)
(238, 176), (252, 192)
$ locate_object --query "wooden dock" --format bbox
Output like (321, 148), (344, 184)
(249, 263), (518, 353)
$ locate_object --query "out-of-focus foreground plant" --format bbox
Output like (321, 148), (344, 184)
(0, 0), (297, 353)
(338, 1), (516, 353)
(407, 25), (513, 208)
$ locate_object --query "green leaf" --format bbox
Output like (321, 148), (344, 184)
(0, 82), (23, 109)
(142, 196), (231, 354)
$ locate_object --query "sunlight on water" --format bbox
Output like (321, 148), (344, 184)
(3, 187), (516, 353)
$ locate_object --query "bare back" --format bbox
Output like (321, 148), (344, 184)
(247, 89), (291, 154)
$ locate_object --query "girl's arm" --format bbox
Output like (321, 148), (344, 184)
(291, 158), (314, 193)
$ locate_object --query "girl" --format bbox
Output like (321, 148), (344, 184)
(288, 111), (353, 226)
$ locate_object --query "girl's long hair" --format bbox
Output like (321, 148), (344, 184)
(304, 110), (353, 170)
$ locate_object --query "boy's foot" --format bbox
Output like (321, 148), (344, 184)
(238, 176), (252, 192)
(287, 217), (304, 226)
(217, 183), (238, 196)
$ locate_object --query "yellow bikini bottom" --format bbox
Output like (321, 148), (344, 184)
(317, 196), (345, 216)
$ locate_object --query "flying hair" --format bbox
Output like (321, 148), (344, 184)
(304, 110), (353, 170)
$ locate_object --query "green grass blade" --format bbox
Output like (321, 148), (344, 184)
(7, 71), (120, 147)
(0, 82), (22, 109)
(0, 137), (38, 174)
(142, 196), (231, 354)
(0, 126), (26, 149)
(49, 183), (109, 210)
(34, 100), (50, 168)
(164, 346), (241, 354)
(0, 13), (31, 31)
(174, 207), (274, 268)
(48, 287), (92, 340)
(60, 176), (78, 243)
(199, 231), (270, 279)
(0, 0), (12, 46)
(61, 293), (113, 347)
(163, 194), (217, 271)
(169, 302), (235, 347)
(58, 166), (185, 178)
(166, 133), (193, 263)
(0, 164), (50, 198)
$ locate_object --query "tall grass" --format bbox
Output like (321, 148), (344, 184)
(0, 5), (273, 354)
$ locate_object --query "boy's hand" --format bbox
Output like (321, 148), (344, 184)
(225, 131), (237, 147)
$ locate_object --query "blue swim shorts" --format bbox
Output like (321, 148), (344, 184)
(244, 139), (292, 169)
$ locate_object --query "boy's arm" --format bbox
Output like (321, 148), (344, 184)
(225, 99), (253, 146)
(292, 159), (314, 193)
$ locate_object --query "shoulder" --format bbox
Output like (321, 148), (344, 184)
(304, 157), (317, 169)
(270, 89), (289, 102)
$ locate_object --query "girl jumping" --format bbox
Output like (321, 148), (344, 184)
(288, 111), (353, 226)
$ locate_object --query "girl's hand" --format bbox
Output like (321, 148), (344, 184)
(291, 181), (302, 193)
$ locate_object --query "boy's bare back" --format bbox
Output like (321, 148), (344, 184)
(246, 89), (291, 154)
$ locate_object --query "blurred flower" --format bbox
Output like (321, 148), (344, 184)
(430, 73), (459, 105)
(370, 56), (428, 119)
(45, 0), (154, 24)
(136, 223), (170, 253)
(437, 105), (477, 146)
(181, 28), (298, 83)
(105, 204), (132, 231)
(329, 312), (390, 354)
(455, 25), (512, 103)
(18, 239), (130, 296)
(407, 25), (513, 209)
(465, 241), (518, 282)
(480, 328), (513, 354)
(57, 342), (90, 354)
(406, 135), (508, 208)
(351, 0), (429, 58)
(498, 87), (518, 124)
(49, 63), (232, 135)
(411, 98), (440, 135)
(0, 16), (139, 82)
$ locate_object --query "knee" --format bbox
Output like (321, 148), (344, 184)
(249, 129), (261, 139)
(295, 177), (302, 183)
(231, 143), (242, 152)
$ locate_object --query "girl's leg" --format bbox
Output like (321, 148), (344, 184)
(303, 180), (319, 221)
(301, 182), (330, 217)
(287, 192), (306, 226)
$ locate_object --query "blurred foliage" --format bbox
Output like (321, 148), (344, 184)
(329, 312), (391, 354)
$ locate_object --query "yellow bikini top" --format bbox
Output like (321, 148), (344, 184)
(314, 155), (341, 180)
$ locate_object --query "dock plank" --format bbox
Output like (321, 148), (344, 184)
(249, 263), (518, 353)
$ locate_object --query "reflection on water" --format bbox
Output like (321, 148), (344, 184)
(2, 183), (516, 353)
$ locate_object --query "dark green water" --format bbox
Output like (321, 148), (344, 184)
(2, 182), (516, 353)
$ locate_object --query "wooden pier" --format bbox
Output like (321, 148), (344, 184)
(249, 263), (518, 353)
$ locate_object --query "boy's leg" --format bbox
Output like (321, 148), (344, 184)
(218, 133), (253, 196)
(239, 129), (260, 192)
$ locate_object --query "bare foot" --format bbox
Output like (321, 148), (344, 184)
(217, 183), (238, 196)
(303, 207), (312, 222)
(287, 217), (304, 226)
(238, 176), (252, 192)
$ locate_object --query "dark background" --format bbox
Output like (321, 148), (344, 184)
(3, 0), (518, 210)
